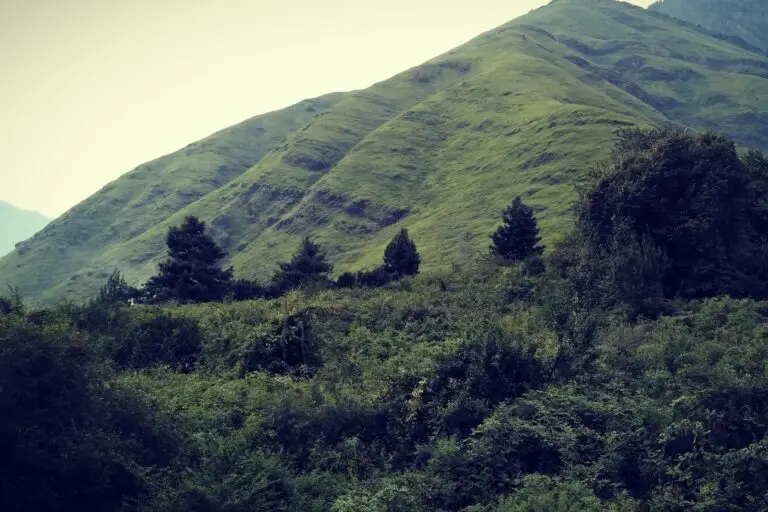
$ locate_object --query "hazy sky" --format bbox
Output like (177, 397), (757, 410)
(0, 0), (653, 217)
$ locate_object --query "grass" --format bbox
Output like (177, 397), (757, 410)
(3, 0), (768, 303)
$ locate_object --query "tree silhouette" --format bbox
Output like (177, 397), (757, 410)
(383, 228), (421, 278)
(144, 216), (232, 302)
(274, 237), (332, 291)
(490, 197), (544, 263)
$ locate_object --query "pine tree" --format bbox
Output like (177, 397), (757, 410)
(274, 237), (332, 291)
(490, 197), (544, 263)
(383, 228), (421, 278)
(144, 216), (232, 302)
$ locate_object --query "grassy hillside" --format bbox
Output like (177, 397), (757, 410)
(0, 95), (343, 301)
(0, 202), (49, 257)
(650, 0), (768, 52)
(4, 0), (768, 303)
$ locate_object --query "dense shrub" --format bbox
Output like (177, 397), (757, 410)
(0, 313), (177, 512)
(356, 265), (394, 287)
(230, 278), (267, 300)
(108, 311), (203, 372)
(335, 272), (358, 289)
(242, 311), (322, 377)
(403, 321), (545, 438)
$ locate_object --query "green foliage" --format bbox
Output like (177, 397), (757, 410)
(356, 266), (394, 288)
(0, 286), (24, 315)
(241, 310), (322, 377)
(4, 259), (768, 510)
(230, 278), (268, 300)
(96, 269), (138, 304)
(274, 237), (333, 292)
(407, 321), (545, 438)
(113, 311), (203, 372)
(383, 228), (421, 278)
(492, 475), (638, 511)
(335, 271), (358, 289)
(562, 128), (768, 320)
(145, 216), (233, 303)
(491, 197), (544, 263)
(0, 311), (178, 511)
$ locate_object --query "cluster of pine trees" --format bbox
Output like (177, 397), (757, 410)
(107, 189), (544, 305)
(104, 222), (422, 305)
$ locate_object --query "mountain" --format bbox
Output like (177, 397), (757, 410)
(0, 95), (344, 302)
(0, 201), (49, 258)
(650, 0), (768, 52)
(3, 0), (768, 303)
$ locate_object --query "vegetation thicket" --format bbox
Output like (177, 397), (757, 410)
(3, 128), (768, 511)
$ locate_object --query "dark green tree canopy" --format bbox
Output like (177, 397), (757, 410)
(576, 128), (768, 301)
(274, 237), (332, 291)
(145, 216), (232, 303)
(491, 197), (544, 263)
(384, 228), (421, 278)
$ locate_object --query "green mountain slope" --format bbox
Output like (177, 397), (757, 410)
(650, 0), (768, 52)
(0, 95), (343, 301)
(4, 0), (768, 303)
(0, 202), (49, 257)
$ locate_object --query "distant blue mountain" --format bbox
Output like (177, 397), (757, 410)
(650, 0), (768, 53)
(0, 201), (49, 257)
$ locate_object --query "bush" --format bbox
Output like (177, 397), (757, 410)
(357, 266), (394, 287)
(405, 321), (545, 438)
(111, 312), (203, 372)
(242, 311), (322, 377)
(492, 475), (637, 512)
(0, 313), (173, 511)
(0, 286), (24, 315)
(231, 278), (267, 301)
(335, 272), (358, 289)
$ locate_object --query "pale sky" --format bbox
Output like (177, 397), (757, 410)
(0, 0), (653, 217)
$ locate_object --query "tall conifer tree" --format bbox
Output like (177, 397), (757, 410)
(145, 216), (232, 302)
(383, 228), (421, 277)
(490, 197), (544, 263)
(274, 237), (332, 291)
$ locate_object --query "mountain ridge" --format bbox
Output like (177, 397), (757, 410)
(3, 0), (768, 303)
(650, 0), (768, 53)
